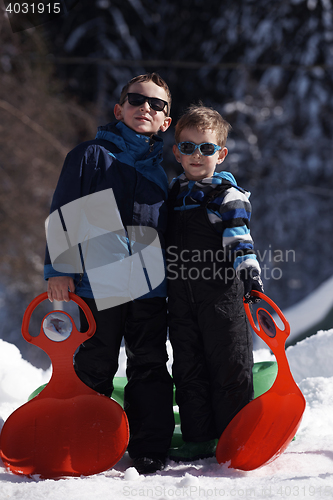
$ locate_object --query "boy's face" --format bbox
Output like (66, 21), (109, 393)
(173, 127), (228, 181)
(114, 81), (172, 137)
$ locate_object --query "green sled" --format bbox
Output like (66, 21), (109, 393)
(28, 361), (278, 448)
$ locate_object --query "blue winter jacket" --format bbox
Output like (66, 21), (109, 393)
(44, 121), (169, 298)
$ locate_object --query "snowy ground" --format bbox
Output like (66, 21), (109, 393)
(0, 324), (333, 500)
(283, 274), (333, 341)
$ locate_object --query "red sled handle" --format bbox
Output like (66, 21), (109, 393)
(243, 291), (290, 349)
(21, 292), (96, 344)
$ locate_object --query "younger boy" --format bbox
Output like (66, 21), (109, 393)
(167, 104), (263, 461)
(45, 73), (175, 474)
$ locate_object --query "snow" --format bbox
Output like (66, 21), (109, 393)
(0, 326), (333, 498)
(283, 275), (333, 340)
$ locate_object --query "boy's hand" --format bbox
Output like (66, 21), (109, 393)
(47, 276), (75, 302)
(239, 269), (264, 304)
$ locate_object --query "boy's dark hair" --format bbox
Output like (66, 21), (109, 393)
(175, 103), (231, 147)
(119, 73), (172, 115)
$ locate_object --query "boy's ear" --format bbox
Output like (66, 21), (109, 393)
(216, 147), (228, 164)
(114, 103), (123, 121)
(172, 143), (182, 163)
(159, 116), (172, 133)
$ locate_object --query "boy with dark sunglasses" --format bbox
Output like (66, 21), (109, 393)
(166, 103), (263, 462)
(45, 73), (174, 474)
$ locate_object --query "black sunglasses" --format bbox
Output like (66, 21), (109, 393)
(126, 93), (168, 113)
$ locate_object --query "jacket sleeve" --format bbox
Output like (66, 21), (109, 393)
(219, 187), (261, 275)
(44, 143), (112, 280)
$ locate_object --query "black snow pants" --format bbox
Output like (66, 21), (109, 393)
(74, 296), (175, 459)
(168, 278), (254, 442)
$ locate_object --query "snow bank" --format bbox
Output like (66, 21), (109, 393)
(0, 340), (51, 421)
(283, 276), (333, 339)
(287, 329), (333, 383)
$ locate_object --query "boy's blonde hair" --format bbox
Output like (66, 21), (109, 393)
(119, 73), (172, 115)
(175, 103), (231, 147)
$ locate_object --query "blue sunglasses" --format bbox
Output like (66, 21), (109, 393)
(177, 141), (222, 156)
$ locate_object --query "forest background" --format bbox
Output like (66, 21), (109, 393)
(1, 0), (333, 369)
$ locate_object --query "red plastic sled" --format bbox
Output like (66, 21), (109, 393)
(0, 292), (129, 478)
(216, 291), (306, 471)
